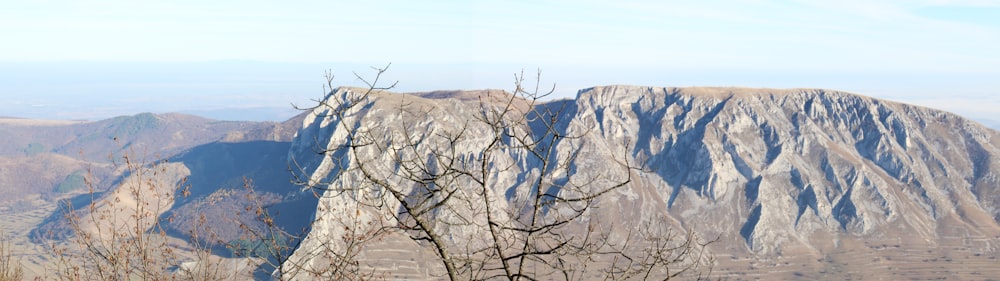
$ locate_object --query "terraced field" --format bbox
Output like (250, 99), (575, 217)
(356, 233), (446, 280)
(713, 236), (1000, 280)
(0, 195), (58, 278)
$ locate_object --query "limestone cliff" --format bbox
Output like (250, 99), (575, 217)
(284, 85), (1000, 279)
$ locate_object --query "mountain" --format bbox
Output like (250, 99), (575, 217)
(0, 112), (299, 160)
(0, 112), (306, 278)
(0, 112), (303, 204)
(283, 86), (1000, 280)
(5, 86), (999, 280)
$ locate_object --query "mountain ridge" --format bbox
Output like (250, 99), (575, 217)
(283, 85), (1000, 279)
(3, 85), (999, 279)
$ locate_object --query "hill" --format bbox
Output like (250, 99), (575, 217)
(0, 112), (305, 278)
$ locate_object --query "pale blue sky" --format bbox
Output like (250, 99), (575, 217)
(1, 0), (998, 123)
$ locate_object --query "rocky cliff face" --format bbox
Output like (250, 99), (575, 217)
(285, 85), (1000, 279)
(574, 86), (1000, 252)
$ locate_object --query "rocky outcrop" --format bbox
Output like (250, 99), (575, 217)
(574, 86), (1000, 254)
(285, 85), (1000, 278)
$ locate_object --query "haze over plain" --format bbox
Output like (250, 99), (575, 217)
(0, 0), (997, 124)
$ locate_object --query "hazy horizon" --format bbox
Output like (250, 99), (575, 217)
(1, 1), (997, 124)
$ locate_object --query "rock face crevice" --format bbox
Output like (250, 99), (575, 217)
(285, 85), (1000, 276)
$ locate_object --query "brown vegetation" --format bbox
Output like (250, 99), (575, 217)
(0, 233), (23, 281)
(42, 147), (245, 281)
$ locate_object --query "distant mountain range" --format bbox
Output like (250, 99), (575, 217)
(2, 86), (999, 280)
(0, 112), (290, 203)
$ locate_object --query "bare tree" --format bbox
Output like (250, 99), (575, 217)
(24, 65), (713, 281)
(0, 232), (23, 281)
(226, 176), (385, 280)
(45, 147), (246, 281)
(287, 65), (716, 280)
